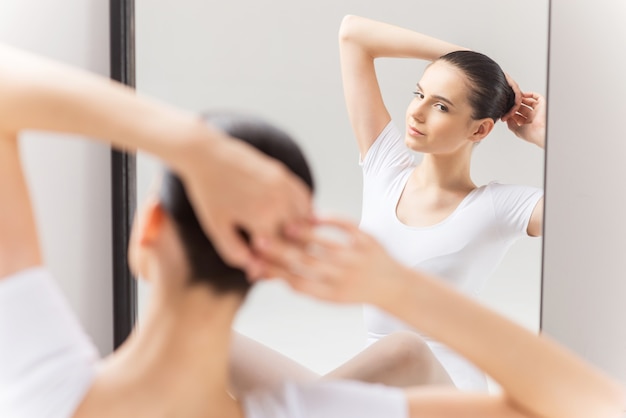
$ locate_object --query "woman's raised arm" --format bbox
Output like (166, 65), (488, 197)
(0, 134), (41, 279)
(339, 15), (464, 157)
(0, 44), (313, 275)
(255, 218), (626, 418)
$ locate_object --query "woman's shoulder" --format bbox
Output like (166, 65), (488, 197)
(361, 120), (415, 176)
(482, 181), (544, 215)
(483, 181), (543, 195)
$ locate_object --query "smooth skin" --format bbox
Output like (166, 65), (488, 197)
(254, 218), (626, 418)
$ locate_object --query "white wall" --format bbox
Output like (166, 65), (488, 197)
(542, 0), (626, 386)
(136, 0), (548, 374)
(0, 1), (113, 355)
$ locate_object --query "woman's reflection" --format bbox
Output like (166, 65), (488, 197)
(232, 15), (546, 394)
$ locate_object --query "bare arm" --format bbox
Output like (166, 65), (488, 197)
(0, 44), (312, 274)
(338, 15), (464, 156)
(527, 197), (544, 237)
(256, 218), (625, 418)
(387, 259), (623, 418)
(509, 92), (546, 238)
(0, 134), (42, 279)
(507, 92), (546, 150)
(405, 387), (529, 418)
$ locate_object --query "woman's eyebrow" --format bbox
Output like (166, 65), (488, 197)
(416, 83), (456, 107)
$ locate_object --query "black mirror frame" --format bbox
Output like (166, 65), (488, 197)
(110, 0), (137, 349)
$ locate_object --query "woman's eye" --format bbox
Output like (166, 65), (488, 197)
(412, 91), (424, 99)
(435, 103), (449, 112)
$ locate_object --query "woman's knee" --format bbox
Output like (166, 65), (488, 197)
(379, 331), (432, 369)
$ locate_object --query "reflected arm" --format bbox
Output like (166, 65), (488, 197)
(507, 92), (547, 149)
(511, 91), (546, 238)
(339, 15), (466, 156)
(527, 197), (544, 237)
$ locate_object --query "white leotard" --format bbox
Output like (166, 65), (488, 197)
(0, 268), (100, 418)
(243, 380), (407, 418)
(360, 121), (543, 391)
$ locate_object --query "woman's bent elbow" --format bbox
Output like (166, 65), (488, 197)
(339, 14), (359, 43)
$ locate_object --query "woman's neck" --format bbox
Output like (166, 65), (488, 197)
(93, 281), (244, 418)
(415, 148), (474, 191)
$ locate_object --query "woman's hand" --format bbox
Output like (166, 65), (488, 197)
(0, 44), (315, 278)
(506, 92), (546, 149)
(501, 73), (523, 123)
(252, 217), (408, 307)
(175, 123), (314, 278)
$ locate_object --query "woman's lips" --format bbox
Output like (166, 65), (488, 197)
(408, 126), (425, 136)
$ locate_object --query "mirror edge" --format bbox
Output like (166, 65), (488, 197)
(110, 0), (137, 349)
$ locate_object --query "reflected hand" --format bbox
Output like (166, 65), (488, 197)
(176, 123), (313, 277)
(501, 73), (523, 122)
(506, 92), (546, 149)
(253, 217), (407, 307)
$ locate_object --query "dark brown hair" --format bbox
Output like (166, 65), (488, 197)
(158, 112), (314, 295)
(438, 50), (516, 121)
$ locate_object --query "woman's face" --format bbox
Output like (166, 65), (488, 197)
(404, 60), (480, 154)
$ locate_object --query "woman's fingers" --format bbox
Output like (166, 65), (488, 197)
(183, 132), (314, 276)
(514, 103), (534, 123)
(254, 216), (403, 306)
(251, 216), (350, 278)
(240, 165), (312, 238)
(507, 92), (542, 127)
(501, 73), (522, 122)
(506, 92), (547, 147)
(199, 221), (254, 274)
(252, 217), (369, 301)
(255, 236), (345, 299)
(315, 216), (362, 233)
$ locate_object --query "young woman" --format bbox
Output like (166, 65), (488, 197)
(0, 44), (311, 416)
(231, 14), (546, 394)
(0, 44), (623, 418)
(333, 15), (546, 391)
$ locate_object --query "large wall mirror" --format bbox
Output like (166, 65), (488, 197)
(113, 0), (549, 375)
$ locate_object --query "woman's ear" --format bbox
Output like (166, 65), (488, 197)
(128, 197), (166, 282)
(469, 118), (495, 143)
(136, 198), (167, 247)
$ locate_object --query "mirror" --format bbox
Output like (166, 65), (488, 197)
(132, 0), (548, 375)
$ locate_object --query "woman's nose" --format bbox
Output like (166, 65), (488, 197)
(409, 99), (426, 122)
